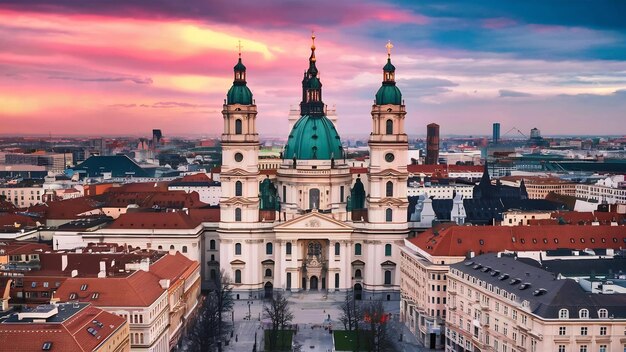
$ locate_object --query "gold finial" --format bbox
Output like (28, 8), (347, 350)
(311, 30), (316, 50)
(386, 40), (393, 58)
(237, 40), (243, 58)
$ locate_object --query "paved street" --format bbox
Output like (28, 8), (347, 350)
(225, 292), (433, 352)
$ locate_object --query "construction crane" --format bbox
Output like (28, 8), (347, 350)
(502, 127), (527, 139)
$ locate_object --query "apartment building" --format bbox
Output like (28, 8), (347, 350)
(446, 254), (626, 352)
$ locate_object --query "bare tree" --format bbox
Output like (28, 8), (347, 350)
(263, 292), (294, 351)
(339, 291), (361, 331)
(186, 269), (234, 352)
(362, 300), (391, 352)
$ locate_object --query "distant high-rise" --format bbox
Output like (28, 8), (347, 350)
(492, 123), (500, 144)
(425, 123), (440, 165)
(530, 127), (541, 139)
(152, 129), (163, 147)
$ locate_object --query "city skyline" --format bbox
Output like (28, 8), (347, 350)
(1, 1), (626, 137)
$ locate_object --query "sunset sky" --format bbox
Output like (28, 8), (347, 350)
(1, 0), (625, 137)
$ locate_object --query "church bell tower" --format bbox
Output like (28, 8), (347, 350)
(220, 47), (260, 224)
(367, 41), (409, 224)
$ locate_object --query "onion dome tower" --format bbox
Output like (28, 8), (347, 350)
(220, 43), (260, 224)
(283, 34), (343, 161)
(367, 41), (409, 224)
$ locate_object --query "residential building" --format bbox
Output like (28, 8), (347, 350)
(0, 303), (129, 352)
(446, 254), (626, 352)
(576, 175), (626, 204)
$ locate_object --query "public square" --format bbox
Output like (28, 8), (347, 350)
(225, 292), (433, 352)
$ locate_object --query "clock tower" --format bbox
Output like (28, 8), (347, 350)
(367, 41), (409, 224)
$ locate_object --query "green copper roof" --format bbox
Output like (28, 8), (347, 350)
(383, 58), (395, 72)
(284, 115), (343, 160)
(375, 84), (402, 105)
(234, 58), (246, 71)
(307, 76), (321, 89)
(227, 84), (253, 105)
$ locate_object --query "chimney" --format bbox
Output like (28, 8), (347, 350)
(139, 258), (150, 272)
(159, 279), (170, 289)
(98, 261), (106, 278)
(61, 255), (68, 271)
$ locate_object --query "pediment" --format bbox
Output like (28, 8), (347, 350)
(351, 260), (365, 266)
(261, 259), (275, 265)
(222, 168), (252, 176)
(274, 211), (353, 232)
(230, 259), (246, 265)
(380, 260), (396, 267)
(371, 169), (407, 177)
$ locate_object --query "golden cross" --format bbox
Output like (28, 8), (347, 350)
(386, 40), (393, 57)
(237, 40), (243, 57)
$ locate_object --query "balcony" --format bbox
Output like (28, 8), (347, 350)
(575, 335), (592, 343)
(479, 302), (490, 311)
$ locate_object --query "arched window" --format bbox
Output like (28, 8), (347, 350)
(309, 188), (320, 209)
(169, 245), (175, 250)
(235, 119), (242, 135)
(385, 244), (392, 256)
(235, 269), (242, 283)
(265, 268), (272, 277)
(266, 242), (273, 255)
(559, 309), (569, 319)
(579, 309), (589, 319)
(335, 242), (341, 256)
(384, 270), (392, 285)
(286, 242), (292, 255)
(235, 243), (242, 255)
(385, 208), (393, 222)
(598, 309), (608, 318)
(355, 243), (362, 255)
(235, 181), (243, 197)
(182, 246), (188, 253)
(158, 245), (163, 250)
(235, 208), (242, 222)
(386, 181), (393, 197)
(385, 119), (393, 135)
(355, 269), (362, 278)
(209, 240), (216, 250)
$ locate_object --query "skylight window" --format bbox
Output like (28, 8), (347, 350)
(519, 283), (531, 290)
(42, 342), (52, 351)
(69, 293), (77, 300)
(80, 284), (88, 291)
(509, 278), (521, 285)
(91, 293), (99, 299)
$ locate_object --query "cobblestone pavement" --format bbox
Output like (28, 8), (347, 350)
(225, 292), (431, 352)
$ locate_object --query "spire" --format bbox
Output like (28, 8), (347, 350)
(375, 40), (402, 105)
(308, 31), (318, 76)
(227, 41), (253, 105)
(300, 32), (324, 116)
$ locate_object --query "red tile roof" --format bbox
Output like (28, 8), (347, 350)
(0, 304), (126, 352)
(409, 224), (626, 257)
(55, 270), (165, 307)
(176, 173), (212, 182)
(27, 197), (101, 220)
(103, 190), (207, 209)
(106, 181), (170, 193)
(0, 214), (38, 229)
(107, 211), (201, 229)
(150, 252), (199, 283)
(350, 167), (368, 175)
(551, 211), (625, 224)
(0, 241), (51, 255)
(406, 164), (484, 176)
(188, 208), (220, 223)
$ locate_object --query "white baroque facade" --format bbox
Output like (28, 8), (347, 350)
(218, 38), (409, 300)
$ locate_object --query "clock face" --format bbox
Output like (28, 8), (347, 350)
(234, 153), (244, 162)
(385, 153), (395, 162)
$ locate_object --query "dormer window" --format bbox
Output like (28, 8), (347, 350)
(92, 293), (99, 299)
(69, 293), (77, 300)
(579, 309), (589, 318)
(598, 309), (608, 318)
(559, 309), (569, 319)
(80, 284), (88, 291)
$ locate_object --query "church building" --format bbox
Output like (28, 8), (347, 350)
(218, 36), (409, 300)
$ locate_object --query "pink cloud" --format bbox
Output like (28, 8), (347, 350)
(482, 18), (517, 29)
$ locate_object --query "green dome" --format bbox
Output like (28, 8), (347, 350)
(234, 58), (246, 71)
(284, 115), (343, 160)
(375, 85), (402, 105)
(227, 84), (253, 105)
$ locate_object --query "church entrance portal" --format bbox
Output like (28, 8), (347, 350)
(264, 282), (273, 299)
(310, 276), (319, 290)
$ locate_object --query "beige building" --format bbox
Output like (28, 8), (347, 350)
(400, 224), (626, 349)
(499, 176), (576, 199)
(0, 184), (44, 208)
(446, 254), (626, 352)
(501, 211), (552, 226)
